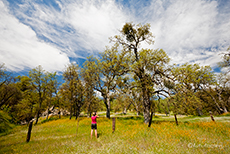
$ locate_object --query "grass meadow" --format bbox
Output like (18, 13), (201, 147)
(0, 114), (230, 154)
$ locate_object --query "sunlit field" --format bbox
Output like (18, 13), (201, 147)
(0, 114), (230, 154)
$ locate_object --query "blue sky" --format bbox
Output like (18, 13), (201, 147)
(1, 0), (230, 75)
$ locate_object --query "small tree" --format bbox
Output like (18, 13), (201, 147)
(29, 65), (47, 124)
(82, 45), (128, 118)
(0, 64), (18, 109)
(170, 63), (220, 115)
(15, 75), (37, 142)
(62, 63), (84, 120)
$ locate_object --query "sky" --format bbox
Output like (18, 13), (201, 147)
(0, 0), (230, 75)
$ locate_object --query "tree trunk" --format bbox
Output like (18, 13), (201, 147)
(217, 90), (228, 113)
(75, 107), (80, 120)
(105, 94), (111, 119)
(136, 103), (140, 116)
(46, 98), (51, 120)
(223, 106), (228, 113)
(74, 104), (76, 116)
(35, 92), (43, 125)
(204, 89), (224, 114)
(123, 108), (127, 114)
(106, 106), (110, 119)
(35, 95), (43, 125)
(148, 112), (154, 127)
(143, 99), (150, 124)
(174, 114), (178, 126)
(124, 102), (132, 114)
(143, 90), (151, 123)
(58, 109), (61, 119)
(26, 120), (33, 142)
(133, 101), (140, 116)
(143, 107), (150, 123)
(196, 108), (203, 116)
(57, 97), (61, 119)
(46, 108), (49, 120)
(35, 111), (39, 125)
(69, 106), (72, 120)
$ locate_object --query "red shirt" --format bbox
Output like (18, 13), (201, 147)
(91, 116), (97, 124)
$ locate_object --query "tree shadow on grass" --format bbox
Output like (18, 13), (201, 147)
(116, 116), (143, 121)
(97, 132), (101, 138)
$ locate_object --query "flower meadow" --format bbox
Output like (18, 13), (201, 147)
(0, 116), (229, 154)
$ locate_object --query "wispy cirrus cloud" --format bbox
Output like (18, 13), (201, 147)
(12, 0), (128, 56)
(0, 0), (70, 72)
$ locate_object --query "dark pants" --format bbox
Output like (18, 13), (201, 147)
(91, 123), (97, 129)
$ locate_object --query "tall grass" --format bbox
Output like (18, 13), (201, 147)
(0, 116), (229, 154)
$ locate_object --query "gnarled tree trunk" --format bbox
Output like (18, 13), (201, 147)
(104, 92), (111, 119)
(143, 97), (151, 124)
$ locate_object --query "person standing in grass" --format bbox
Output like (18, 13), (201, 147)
(91, 112), (99, 139)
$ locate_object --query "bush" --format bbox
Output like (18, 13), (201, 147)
(0, 111), (14, 135)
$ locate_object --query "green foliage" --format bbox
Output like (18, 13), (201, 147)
(81, 57), (104, 115)
(0, 64), (21, 109)
(0, 111), (15, 134)
(61, 63), (84, 119)
(82, 45), (129, 118)
(112, 22), (171, 123)
(120, 22), (154, 45)
(169, 63), (218, 116)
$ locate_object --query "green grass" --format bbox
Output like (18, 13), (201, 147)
(0, 115), (230, 154)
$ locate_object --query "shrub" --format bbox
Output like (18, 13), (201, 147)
(0, 111), (14, 135)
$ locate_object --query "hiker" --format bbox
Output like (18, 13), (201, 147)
(91, 112), (99, 139)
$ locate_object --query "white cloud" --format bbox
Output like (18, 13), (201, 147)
(13, 0), (128, 57)
(132, 0), (230, 68)
(66, 0), (128, 52)
(0, 0), (70, 72)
